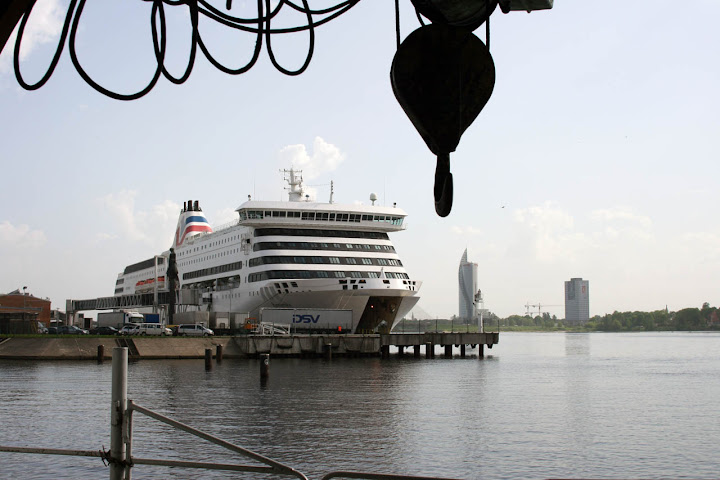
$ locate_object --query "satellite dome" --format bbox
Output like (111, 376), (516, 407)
(370, 193), (378, 205)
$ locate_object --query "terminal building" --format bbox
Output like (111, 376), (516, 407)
(564, 278), (589, 325)
(458, 249), (478, 321)
(0, 288), (52, 334)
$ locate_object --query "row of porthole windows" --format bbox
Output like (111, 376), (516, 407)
(253, 241), (395, 253)
(183, 261), (243, 281)
(248, 256), (402, 267)
(180, 248), (240, 267)
(254, 228), (389, 240)
(241, 210), (403, 226)
(179, 234), (241, 256)
(247, 270), (410, 282)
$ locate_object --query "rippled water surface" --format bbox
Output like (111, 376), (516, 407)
(1, 332), (719, 479)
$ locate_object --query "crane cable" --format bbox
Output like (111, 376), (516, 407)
(13, 0), (361, 100)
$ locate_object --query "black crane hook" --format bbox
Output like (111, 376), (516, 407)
(391, 23), (495, 217)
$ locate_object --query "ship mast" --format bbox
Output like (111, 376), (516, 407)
(282, 168), (305, 202)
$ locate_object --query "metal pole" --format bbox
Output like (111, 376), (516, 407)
(110, 347), (128, 480)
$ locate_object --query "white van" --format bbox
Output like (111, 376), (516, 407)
(176, 324), (214, 337)
(137, 323), (172, 336)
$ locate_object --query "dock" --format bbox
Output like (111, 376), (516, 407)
(0, 332), (498, 360)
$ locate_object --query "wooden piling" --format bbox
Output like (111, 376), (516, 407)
(325, 343), (333, 360)
(205, 349), (212, 370)
(444, 345), (452, 358)
(479, 344), (484, 359)
(414, 344), (420, 358)
(97, 344), (104, 363)
(460, 344), (466, 358)
(425, 342), (433, 359)
(216, 344), (223, 363)
(260, 353), (270, 378)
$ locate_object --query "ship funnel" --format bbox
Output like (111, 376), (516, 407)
(172, 199), (213, 249)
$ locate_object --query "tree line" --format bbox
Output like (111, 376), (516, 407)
(402, 303), (719, 332)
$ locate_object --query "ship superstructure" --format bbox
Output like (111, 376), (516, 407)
(113, 169), (421, 332)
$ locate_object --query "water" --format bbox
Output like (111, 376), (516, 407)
(1, 332), (719, 479)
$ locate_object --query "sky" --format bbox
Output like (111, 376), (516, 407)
(1, 0), (719, 319)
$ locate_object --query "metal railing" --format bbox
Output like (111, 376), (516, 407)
(0, 347), (466, 480)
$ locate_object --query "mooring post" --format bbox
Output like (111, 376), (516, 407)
(425, 342), (433, 359)
(97, 344), (104, 363)
(260, 353), (270, 378)
(205, 349), (212, 370)
(479, 344), (485, 359)
(110, 347), (128, 480)
(460, 344), (466, 358)
(398, 345), (404, 357)
(444, 345), (452, 358)
(414, 344), (420, 358)
(216, 344), (223, 364)
(325, 343), (333, 360)
(381, 344), (390, 359)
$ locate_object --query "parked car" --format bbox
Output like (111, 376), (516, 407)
(37, 322), (48, 334)
(89, 326), (119, 335)
(118, 324), (140, 336)
(176, 324), (214, 337)
(58, 325), (89, 335)
(47, 326), (58, 334)
(136, 323), (172, 336)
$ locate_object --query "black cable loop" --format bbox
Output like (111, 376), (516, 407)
(69, 0), (167, 100)
(265, 0), (314, 76)
(198, 0), (281, 26)
(11, 0), (361, 97)
(161, 0), (199, 84)
(196, 0), (264, 75)
(14, 0), (78, 90)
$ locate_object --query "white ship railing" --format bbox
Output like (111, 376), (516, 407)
(254, 322), (291, 335)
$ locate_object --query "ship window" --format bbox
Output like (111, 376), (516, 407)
(329, 257), (340, 264)
(368, 272), (379, 278)
(362, 258), (372, 265)
(334, 271), (345, 278)
(346, 258), (357, 265)
(312, 257), (323, 264)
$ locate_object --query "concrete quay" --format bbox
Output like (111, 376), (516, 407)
(0, 332), (499, 360)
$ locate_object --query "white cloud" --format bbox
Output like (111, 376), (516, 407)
(0, 221), (47, 248)
(0, 0), (64, 74)
(211, 207), (238, 228)
(451, 225), (483, 235)
(513, 202), (585, 262)
(98, 192), (180, 250)
(591, 206), (652, 229)
(278, 137), (345, 180)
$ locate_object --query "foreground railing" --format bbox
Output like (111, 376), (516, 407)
(1, 347), (464, 480)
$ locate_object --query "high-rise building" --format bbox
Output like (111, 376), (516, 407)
(458, 249), (478, 321)
(564, 277), (589, 324)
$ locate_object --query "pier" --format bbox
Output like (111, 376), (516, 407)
(0, 332), (498, 360)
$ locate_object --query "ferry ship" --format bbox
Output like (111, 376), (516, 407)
(113, 169), (421, 333)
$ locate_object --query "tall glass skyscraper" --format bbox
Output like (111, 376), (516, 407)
(564, 277), (590, 324)
(458, 249), (478, 321)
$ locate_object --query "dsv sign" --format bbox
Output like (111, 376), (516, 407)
(292, 314), (320, 324)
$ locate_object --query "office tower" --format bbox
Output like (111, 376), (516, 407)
(458, 249), (478, 321)
(565, 277), (589, 324)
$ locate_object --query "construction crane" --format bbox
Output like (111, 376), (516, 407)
(524, 302), (562, 317)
